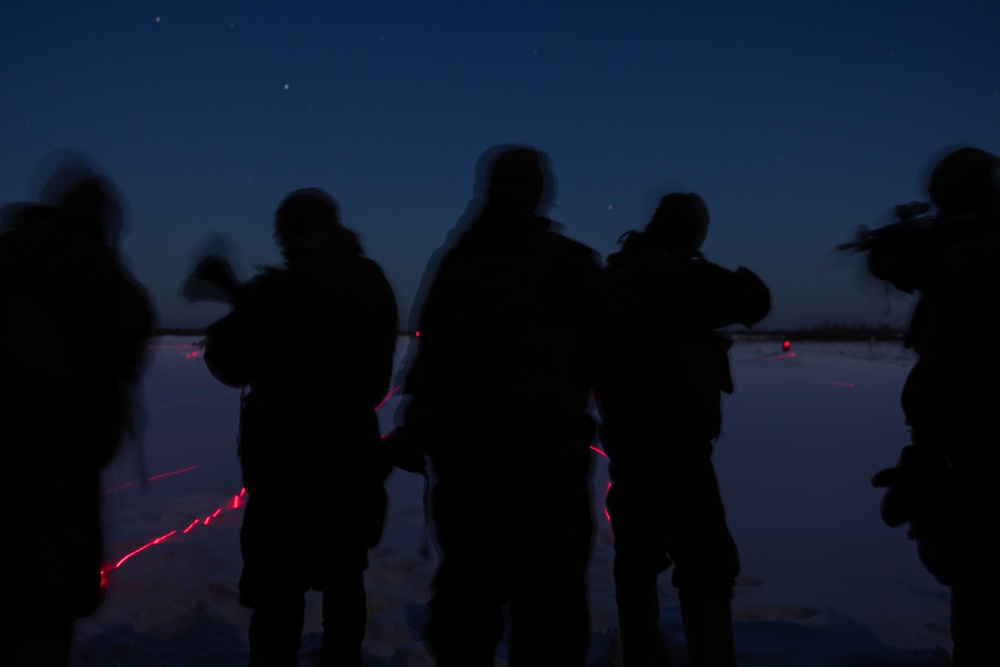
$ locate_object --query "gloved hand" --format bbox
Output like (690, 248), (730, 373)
(871, 444), (954, 528)
(871, 462), (913, 528)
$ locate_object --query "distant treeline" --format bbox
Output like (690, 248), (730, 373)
(153, 328), (420, 338)
(153, 323), (904, 342)
(733, 321), (905, 342)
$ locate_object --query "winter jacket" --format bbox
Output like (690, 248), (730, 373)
(0, 201), (152, 625)
(204, 233), (398, 494)
(868, 208), (1000, 444)
(0, 204), (153, 467)
(605, 242), (770, 443)
(402, 204), (646, 466)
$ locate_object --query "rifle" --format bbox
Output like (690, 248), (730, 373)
(181, 254), (243, 305)
(838, 202), (990, 256)
(180, 234), (246, 305)
(836, 202), (934, 252)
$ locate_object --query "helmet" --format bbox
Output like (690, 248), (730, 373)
(927, 147), (1000, 216)
(484, 146), (552, 210)
(644, 192), (710, 253)
(273, 188), (341, 248)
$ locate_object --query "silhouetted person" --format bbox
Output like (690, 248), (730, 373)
(203, 189), (398, 667)
(0, 157), (153, 665)
(390, 146), (647, 667)
(603, 193), (770, 667)
(868, 147), (1000, 666)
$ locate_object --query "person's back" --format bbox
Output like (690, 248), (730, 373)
(1, 203), (149, 451)
(399, 147), (614, 667)
(204, 188), (398, 667)
(407, 204), (606, 454)
(0, 168), (152, 666)
(606, 214), (770, 448)
(603, 193), (769, 667)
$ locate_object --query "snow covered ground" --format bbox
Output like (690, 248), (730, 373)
(66, 337), (952, 666)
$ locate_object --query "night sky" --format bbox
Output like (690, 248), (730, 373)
(3, 2), (999, 330)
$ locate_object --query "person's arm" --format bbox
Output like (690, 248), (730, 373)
(203, 278), (267, 388)
(652, 259), (771, 331)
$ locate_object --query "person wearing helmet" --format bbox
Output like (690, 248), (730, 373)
(204, 189), (398, 667)
(869, 147), (1000, 665)
(602, 192), (770, 667)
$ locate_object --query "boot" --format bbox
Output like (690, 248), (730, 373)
(679, 596), (735, 667)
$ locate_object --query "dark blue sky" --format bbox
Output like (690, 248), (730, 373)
(3, 2), (999, 329)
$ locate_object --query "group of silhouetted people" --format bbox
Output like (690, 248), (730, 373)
(382, 148), (770, 667)
(1, 145), (997, 667)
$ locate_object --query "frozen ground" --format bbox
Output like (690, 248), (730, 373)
(65, 337), (951, 666)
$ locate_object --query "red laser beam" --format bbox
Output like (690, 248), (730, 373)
(590, 445), (612, 523)
(101, 488), (248, 586)
(127, 390), (241, 413)
(105, 464), (203, 494)
(813, 378), (855, 388)
(759, 351), (797, 361)
(111, 530), (177, 570)
(103, 384), (401, 582)
(375, 385), (401, 411)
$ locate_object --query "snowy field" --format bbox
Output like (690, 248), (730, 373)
(67, 336), (953, 666)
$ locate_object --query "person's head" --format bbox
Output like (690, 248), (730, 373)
(62, 175), (114, 215)
(483, 146), (554, 213)
(927, 146), (1000, 218)
(642, 192), (710, 254)
(274, 188), (354, 259)
(32, 150), (125, 245)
